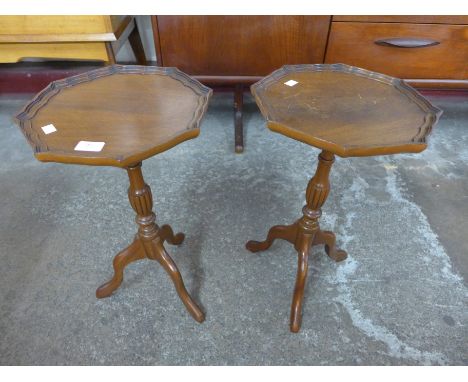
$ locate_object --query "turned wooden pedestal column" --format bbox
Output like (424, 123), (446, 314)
(246, 150), (347, 332)
(96, 163), (205, 322)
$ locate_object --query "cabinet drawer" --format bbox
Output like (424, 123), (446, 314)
(333, 16), (468, 24)
(325, 22), (468, 79)
(0, 16), (112, 41)
(0, 42), (109, 63)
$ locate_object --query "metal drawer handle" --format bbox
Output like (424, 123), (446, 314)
(375, 38), (440, 48)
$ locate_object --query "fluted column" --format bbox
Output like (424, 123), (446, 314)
(297, 151), (334, 236)
(127, 163), (159, 241)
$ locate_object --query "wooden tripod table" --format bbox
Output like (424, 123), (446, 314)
(15, 65), (212, 323)
(247, 64), (442, 332)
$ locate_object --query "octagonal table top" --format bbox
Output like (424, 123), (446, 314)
(15, 65), (212, 168)
(251, 63), (442, 157)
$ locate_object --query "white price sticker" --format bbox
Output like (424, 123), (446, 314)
(284, 80), (298, 87)
(41, 124), (57, 135)
(74, 141), (105, 152)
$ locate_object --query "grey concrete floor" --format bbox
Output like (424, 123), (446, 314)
(0, 91), (467, 365)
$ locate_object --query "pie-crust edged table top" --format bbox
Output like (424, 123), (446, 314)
(251, 63), (442, 157)
(15, 65), (212, 168)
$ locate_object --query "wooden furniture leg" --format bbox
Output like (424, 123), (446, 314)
(159, 224), (185, 245)
(234, 84), (244, 153)
(96, 162), (204, 323)
(128, 21), (147, 66)
(246, 150), (347, 332)
(105, 42), (116, 64)
(290, 233), (314, 333)
(313, 229), (347, 262)
(246, 223), (298, 252)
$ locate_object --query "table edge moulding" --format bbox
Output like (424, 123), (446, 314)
(251, 63), (443, 158)
(14, 64), (213, 168)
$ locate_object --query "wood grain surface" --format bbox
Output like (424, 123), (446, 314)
(0, 15), (132, 42)
(15, 65), (212, 167)
(333, 16), (468, 24)
(325, 22), (468, 80)
(251, 64), (442, 157)
(154, 16), (331, 76)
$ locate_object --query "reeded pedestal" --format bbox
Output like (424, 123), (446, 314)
(96, 163), (204, 322)
(246, 150), (346, 332)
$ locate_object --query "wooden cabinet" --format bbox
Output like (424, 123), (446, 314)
(153, 15), (468, 88)
(154, 16), (330, 76)
(0, 16), (146, 64)
(325, 16), (468, 89)
(332, 16), (468, 24)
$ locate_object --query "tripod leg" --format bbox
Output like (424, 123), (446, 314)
(152, 241), (205, 323)
(159, 224), (185, 245)
(96, 239), (145, 298)
(246, 223), (298, 253)
(290, 245), (311, 333)
(313, 230), (347, 262)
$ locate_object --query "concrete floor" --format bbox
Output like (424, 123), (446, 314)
(0, 92), (467, 365)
